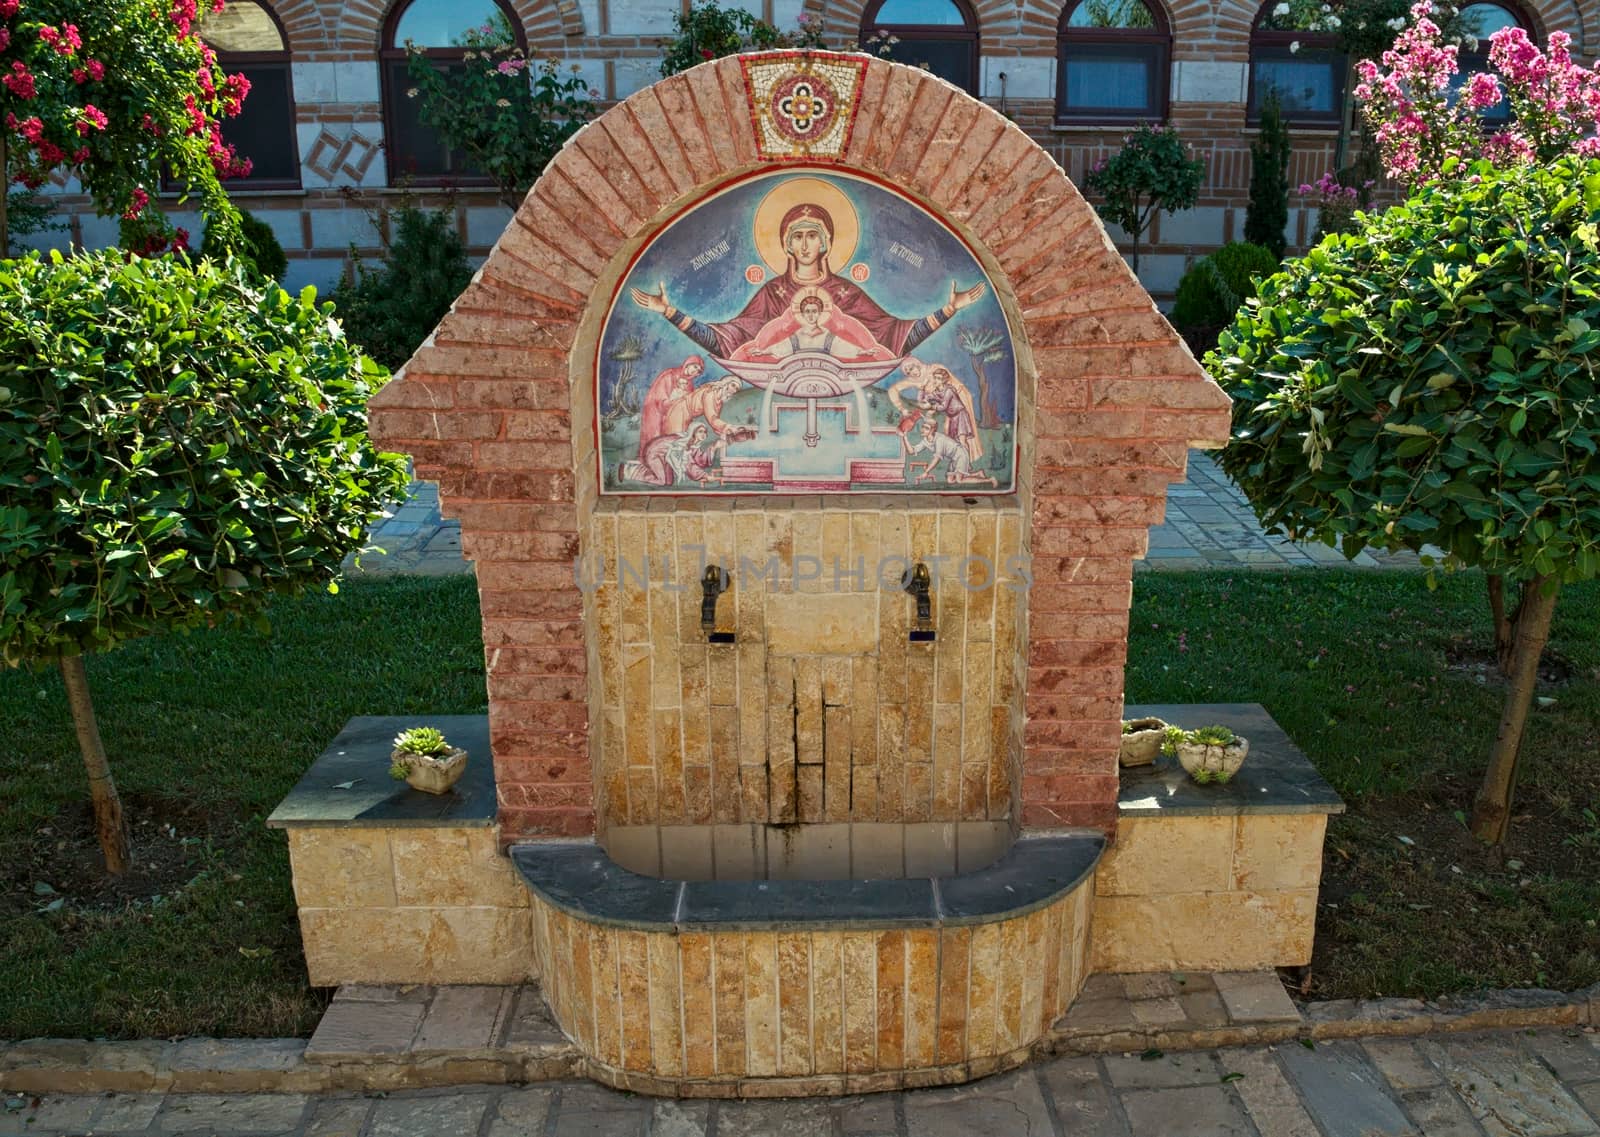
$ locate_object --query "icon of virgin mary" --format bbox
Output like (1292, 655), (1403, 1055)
(628, 177), (987, 364)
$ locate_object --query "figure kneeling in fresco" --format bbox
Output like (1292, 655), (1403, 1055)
(918, 365), (984, 462)
(636, 355), (704, 461)
(628, 203), (986, 362)
(621, 423), (728, 488)
(907, 418), (995, 487)
(731, 289), (895, 363)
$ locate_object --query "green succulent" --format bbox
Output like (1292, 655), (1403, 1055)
(393, 726), (450, 757)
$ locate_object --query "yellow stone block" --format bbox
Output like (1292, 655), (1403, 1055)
(298, 906), (534, 986)
(390, 828), (529, 910)
(1095, 815), (1235, 896)
(766, 592), (878, 656)
(1090, 889), (1319, 972)
(1232, 814), (1328, 892)
(286, 829), (395, 910)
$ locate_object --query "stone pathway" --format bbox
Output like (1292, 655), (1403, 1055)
(6, 1026), (1598, 1135)
(344, 452), (1422, 578)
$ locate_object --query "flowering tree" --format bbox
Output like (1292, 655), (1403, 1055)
(660, 2), (826, 77)
(404, 18), (596, 211)
(1216, 8), (1600, 845)
(0, 0), (250, 255)
(1083, 123), (1204, 272)
(1354, 2), (1600, 184)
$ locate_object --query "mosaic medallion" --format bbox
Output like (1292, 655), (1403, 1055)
(741, 53), (867, 161)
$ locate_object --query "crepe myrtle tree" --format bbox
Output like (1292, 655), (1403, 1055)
(1210, 156), (1600, 845)
(0, 0), (252, 254)
(0, 251), (410, 873)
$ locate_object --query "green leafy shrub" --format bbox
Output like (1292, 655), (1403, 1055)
(405, 16), (596, 210)
(1210, 156), (1600, 841)
(1083, 124), (1204, 272)
(1244, 94), (1290, 259)
(1171, 241), (1280, 344)
(330, 207), (473, 370)
(0, 250), (409, 664)
(200, 209), (288, 282)
(659, 2), (824, 76)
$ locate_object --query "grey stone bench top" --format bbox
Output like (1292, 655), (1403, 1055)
(510, 834), (1105, 933)
(1119, 703), (1345, 817)
(266, 715), (495, 829)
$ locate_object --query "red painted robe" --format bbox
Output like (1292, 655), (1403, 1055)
(669, 274), (946, 362)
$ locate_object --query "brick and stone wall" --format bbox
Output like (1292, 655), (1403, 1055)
(369, 50), (1233, 845)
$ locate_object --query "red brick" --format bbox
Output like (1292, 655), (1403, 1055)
(1030, 496), (1165, 527)
(557, 137), (647, 237)
(1146, 410), (1233, 444)
(454, 503), (579, 532)
(473, 440), (574, 471)
(486, 644), (588, 675)
(498, 753), (591, 785)
(1032, 527), (1149, 557)
(478, 562), (583, 590)
(1026, 580), (1133, 613)
(1023, 704), (1125, 741)
(1034, 439), (1187, 472)
(1028, 640), (1127, 667)
(1028, 611), (1132, 642)
(486, 671), (586, 703)
(1022, 774), (1120, 802)
(503, 410), (573, 441)
(370, 409), (500, 442)
(1034, 409), (1148, 440)
(437, 470), (575, 503)
(1093, 378), (1232, 411)
(714, 57), (757, 167)
(490, 699), (590, 734)
(462, 531), (583, 562)
(478, 589), (585, 620)
(453, 379), (568, 410)
(498, 805), (596, 839)
(366, 378), (455, 410)
(1021, 800), (1116, 833)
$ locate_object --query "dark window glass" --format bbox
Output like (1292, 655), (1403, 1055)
(1056, 0), (1169, 121)
(860, 0), (978, 94)
(381, 0), (523, 185)
(198, 0), (299, 188)
(1249, 0), (1345, 126)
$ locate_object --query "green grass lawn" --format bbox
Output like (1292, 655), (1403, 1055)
(1, 570), (1596, 1040)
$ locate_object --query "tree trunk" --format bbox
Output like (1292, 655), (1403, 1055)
(1486, 574), (1517, 676)
(1469, 575), (1559, 845)
(59, 654), (130, 875)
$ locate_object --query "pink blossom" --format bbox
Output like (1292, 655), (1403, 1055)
(169, 0), (197, 36)
(4, 61), (36, 99)
(221, 70), (250, 116)
(172, 228), (191, 251)
(76, 105), (108, 135)
(1463, 72), (1503, 109)
(72, 146), (88, 162)
(123, 187), (150, 219)
(36, 140), (63, 162)
(0, 28), (9, 51)
(0, 0), (18, 17)
(197, 66), (215, 97)
(7, 114), (44, 143)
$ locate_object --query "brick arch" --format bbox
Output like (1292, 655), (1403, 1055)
(809, 0), (1016, 42)
(260, 0), (326, 53)
(370, 52), (1230, 841)
(333, 0), (574, 52)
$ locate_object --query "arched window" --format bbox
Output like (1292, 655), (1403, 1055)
(199, 0), (299, 187)
(381, 0), (526, 184)
(859, 0), (979, 95)
(1056, 0), (1171, 122)
(1456, 0), (1532, 121)
(1249, 1), (1345, 125)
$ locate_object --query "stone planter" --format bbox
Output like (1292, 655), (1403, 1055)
(393, 747), (468, 794)
(1119, 717), (1167, 767)
(1174, 736), (1249, 785)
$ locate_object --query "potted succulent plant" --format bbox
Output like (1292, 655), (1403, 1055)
(1161, 724), (1249, 785)
(389, 726), (468, 794)
(1119, 716), (1168, 767)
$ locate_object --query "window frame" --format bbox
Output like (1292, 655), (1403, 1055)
(1054, 0), (1172, 125)
(858, 0), (981, 96)
(379, 0), (527, 188)
(201, 0), (302, 191)
(1247, 4), (1345, 127)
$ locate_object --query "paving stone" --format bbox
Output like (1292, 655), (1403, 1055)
(1102, 1050), (1222, 1090)
(1036, 1056), (1130, 1136)
(412, 985), (513, 1054)
(1123, 974), (1184, 1000)
(6, 1095), (96, 1131)
(1526, 1029), (1600, 1083)
(154, 1093), (310, 1133)
(502, 986), (568, 1050)
(718, 1099), (837, 1137)
(1571, 1080), (1600, 1122)
(486, 1087), (556, 1137)
(1214, 972), (1300, 1024)
(836, 1093), (900, 1133)
(1221, 1048), (1319, 1137)
(901, 1068), (1054, 1136)
(1177, 990), (1230, 1028)
(1361, 1039), (1444, 1090)
(1118, 1085), (1256, 1136)
(1420, 1035), (1599, 1137)
(549, 1084), (649, 1137)
(368, 1092), (495, 1136)
(1398, 1085), (1487, 1136)
(304, 1097), (373, 1137)
(306, 998), (425, 1059)
(1130, 998), (1189, 1026)
(650, 1100), (712, 1137)
(1277, 1040), (1419, 1137)
(90, 1093), (167, 1131)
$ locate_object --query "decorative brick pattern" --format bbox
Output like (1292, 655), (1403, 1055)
(369, 51), (1233, 844)
(525, 868), (1094, 1089)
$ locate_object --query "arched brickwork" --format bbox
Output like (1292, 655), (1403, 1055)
(810, 0), (1017, 43)
(370, 53), (1231, 842)
(264, 0), (328, 53)
(335, 0), (576, 53)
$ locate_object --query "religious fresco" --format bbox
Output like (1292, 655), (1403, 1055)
(595, 170), (1018, 495)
